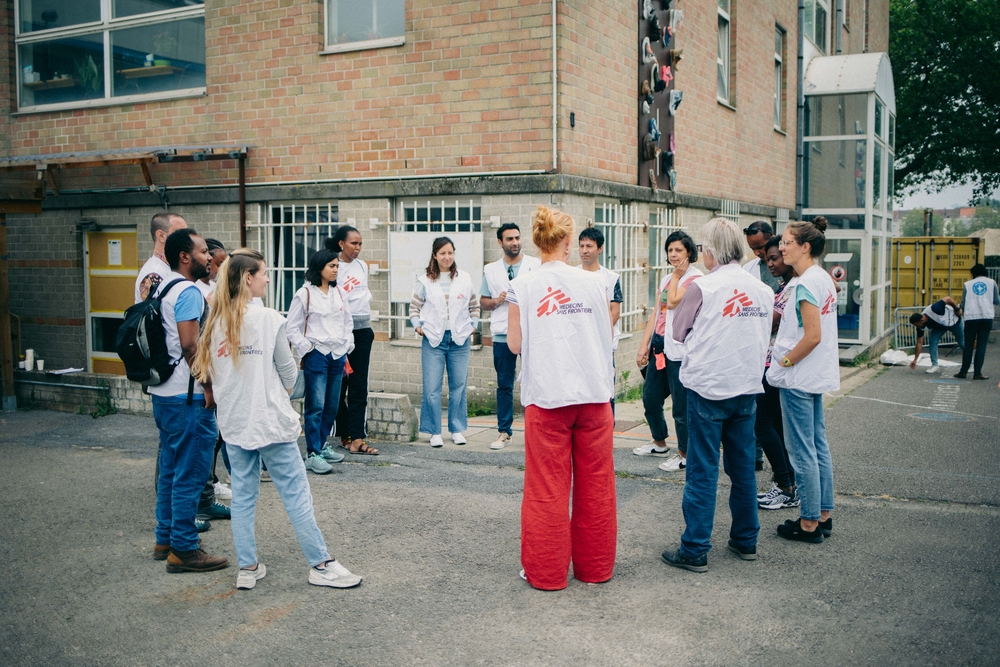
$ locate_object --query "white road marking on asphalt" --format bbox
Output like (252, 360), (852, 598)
(929, 383), (961, 411)
(844, 394), (997, 419)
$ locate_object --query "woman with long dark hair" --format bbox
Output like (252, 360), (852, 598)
(325, 226), (379, 455)
(410, 237), (480, 447)
(287, 248), (356, 473)
(193, 248), (363, 591)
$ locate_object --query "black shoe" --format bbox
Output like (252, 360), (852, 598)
(974, 375), (989, 380)
(197, 501), (231, 521)
(755, 460), (764, 471)
(954, 373), (968, 379)
(661, 549), (708, 572)
(817, 517), (832, 537)
(727, 539), (757, 561)
(777, 518), (823, 543)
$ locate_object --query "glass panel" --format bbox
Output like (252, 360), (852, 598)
(803, 139), (866, 209)
(873, 143), (883, 210)
(871, 237), (881, 284)
(873, 215), (883, 231)
(888, 114), (896, 149)
(717, 16), (729, 101)
(804, 0), (815, 47)
(875, 99), (884, 139)
(18, 34), (105, 106)
(887, 154), (894, 212)
(804, 94), (867, 137)
(815, 1), (828, 52)
(328, 0), (405, 45)
(91, 317), (124, 353)
(775, 28), (783, 55)
(804, 213), (864, 230)
(870, 287), (880, 340)
(111, 18), (206, 97)
(774, 59), (782, 127)
(884, 273), (892, 333)
(718, 0), (730, 12)
(18, 0), (99, 33)
(114, 0), (202, 18)
(822, 238), (862, 340)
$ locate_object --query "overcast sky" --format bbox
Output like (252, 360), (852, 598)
(898, 183), (999, 211)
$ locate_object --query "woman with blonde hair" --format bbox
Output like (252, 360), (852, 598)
(194, 248), (363, 591)
(410, 236), (480, 447)
(507, 206), (616, 590)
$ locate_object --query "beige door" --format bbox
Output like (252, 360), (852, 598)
(85, 231), (138, 374)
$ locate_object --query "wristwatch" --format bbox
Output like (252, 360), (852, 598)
(781, 356), (794, 367)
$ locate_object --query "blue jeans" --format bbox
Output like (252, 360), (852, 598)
(779, 388), (834, 521)
(679, 391), (759, 558)
(152, 395), (217, 552)
(927, 323), (965, 365)
(493, 341), (517, 435)
(227, 441), (331, 569)
(420, 331), (471, 435)
(302, 349), (346, 456)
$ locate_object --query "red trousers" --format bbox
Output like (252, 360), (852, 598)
(521, 402), (617, 590)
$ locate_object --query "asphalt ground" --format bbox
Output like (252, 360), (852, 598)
(1, 342), (998, 666)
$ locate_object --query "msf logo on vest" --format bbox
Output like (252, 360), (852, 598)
(341, 276), (361, 293)
(722, 289), (766, 318)
(821, 292), (836, 315)
(536, 287), (593, 317)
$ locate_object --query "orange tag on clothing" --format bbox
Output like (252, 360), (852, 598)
(654, 352), (666, 371)
(344, 359), (353, 376)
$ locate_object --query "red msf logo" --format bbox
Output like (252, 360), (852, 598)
(341, 276), (361, 293)
(217, 339), (229, 358)
(722, 290), (753, 317)
(537, 287), (571, 317)
(821, 292), (836, 315)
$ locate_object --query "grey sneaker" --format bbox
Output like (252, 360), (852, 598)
(309, 560), (362, 588)
(759, 487), (799, 510)
(757, 482), (780, 500)
(320, 445), (345, 464)
(305, 453), (334, 475)
(236, 563), (267, 590)
(197, 501), (231, 521)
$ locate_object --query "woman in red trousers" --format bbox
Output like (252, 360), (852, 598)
(506, 205), (617, 590)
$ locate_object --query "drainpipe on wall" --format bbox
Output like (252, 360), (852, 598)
(551, 0), (558, 172)
(795, 0), (805, 219)
(836, 0), (843, 54)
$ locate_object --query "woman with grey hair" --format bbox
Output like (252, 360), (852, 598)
(660, 218), (773, 572)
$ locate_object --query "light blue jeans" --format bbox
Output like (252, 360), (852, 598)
(227, 441), (331, 569)
(420, 331), (471, 435)
(926, 323), (965, 366)
(779, 388), (834, 521)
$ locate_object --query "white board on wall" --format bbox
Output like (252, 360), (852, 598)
(388, 231), (485, 303)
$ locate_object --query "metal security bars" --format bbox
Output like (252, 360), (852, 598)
(400, 199), (482, 233)
(246, 203), (339, 314)
(720, 199), (741, 223)
(647, 207), (684, 305)
(595, 202), (643, 334)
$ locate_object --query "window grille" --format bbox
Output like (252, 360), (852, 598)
(400, 199), (482, 233)
(719, 199), (741, 224)
(595, 202), (643, 334)
(647, 207), (684, 305)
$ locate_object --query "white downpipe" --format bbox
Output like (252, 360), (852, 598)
(551, 0), (558, 172)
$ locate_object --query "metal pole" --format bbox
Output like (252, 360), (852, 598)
(0, 213), (16, 411)
(795, 0), (806, 219)
(239, 155), (247, 247)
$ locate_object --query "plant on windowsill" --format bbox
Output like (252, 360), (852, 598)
(152, 30), (178, 67)
(74, 55), (102, 94)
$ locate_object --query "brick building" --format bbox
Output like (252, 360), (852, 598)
(1, 0), (893, 409)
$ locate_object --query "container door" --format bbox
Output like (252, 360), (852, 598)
(85, 231), (138, 374)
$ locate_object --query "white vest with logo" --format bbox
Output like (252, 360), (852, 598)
(964, 277), (998, 321)
(210, 303), (302, 449)
(511, 262), (613, 409)
(419, 270), (476, 348)
(596, 265), (622, 350)
(338, 257), (372, 319)
(767, 264), (841, 394)
(679, 264), (772, 400)
(662, 266), (704, 361)
(484, 255), (541, 336)
(923, 301), (960, 328)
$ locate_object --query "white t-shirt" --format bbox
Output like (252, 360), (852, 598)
(766, 264), (841, 394)
(508, 261), (614, 409)
(147, 271), (207, 398)
(135, 254), (171, 303)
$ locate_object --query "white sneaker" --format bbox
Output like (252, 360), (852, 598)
(430, 434), (444, 448)
(757, 482), (780, 500)
(451, 432), (467, 445)
(309, 559), (362, 588)
(236, 563), (266, 590)
(925, 365), (940, 374)
(519, 569), (527, 581)
(658, 454), (686, 471)
(633, 443), (670, 457)
(214, 482), (232, 500)
(491, 432), (511, 450)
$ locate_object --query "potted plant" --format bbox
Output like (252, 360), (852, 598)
(73, 55), (102, 93)
(152, 30), (178, 67)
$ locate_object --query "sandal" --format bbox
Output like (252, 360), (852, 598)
(338, 437), (351, 451)
(348, 440), (379, 456)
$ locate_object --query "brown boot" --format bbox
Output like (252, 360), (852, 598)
(153, 544), (171, 561)
(166, 548), (230, 573)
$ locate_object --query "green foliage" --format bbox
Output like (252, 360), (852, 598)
(73, 55), (102, 93)
(467, 394), (497, 418)
(616, 368), (643, 403)
(89, 388), (117, 419)
(890, 0), (1000, 202)
(967, 208), (1000, 234)
(615, 470), (638, 479)
(898, 209), (927, 237)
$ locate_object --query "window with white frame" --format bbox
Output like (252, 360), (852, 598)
(325, 0), (406, 54)
(594, 202), (643, 335)
(401, 199), (482, 232)
(804, 0), (829, 53)
(717, 0), (732, 104)
(246, 203), (340, 314)
(774, 26), (785, 130)
(15, 0), (205, 112)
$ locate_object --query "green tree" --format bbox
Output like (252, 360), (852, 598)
(890, 0), (1000, 202)
(967, 207), (1000, 234)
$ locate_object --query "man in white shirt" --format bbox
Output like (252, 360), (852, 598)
(578, 228), (623, 412)
(136, 212), (188, 303)
(480, 223), (541, 449)
(742, 221), (781, 294)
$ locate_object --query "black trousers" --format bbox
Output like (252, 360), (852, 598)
(755, 375), (794, 489)
(336, 327), (374, 441)
(959, 319), (992, 377)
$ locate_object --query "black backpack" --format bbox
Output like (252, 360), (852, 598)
(116, 278), (189, 387)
